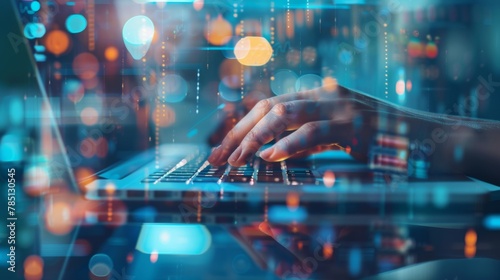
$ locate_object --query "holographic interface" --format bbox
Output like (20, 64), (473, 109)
(2, 0), (500, 279)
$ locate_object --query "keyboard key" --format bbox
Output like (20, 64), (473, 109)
(228, 175), (252, 183)
(169, 172), (195, 176)
(192, 177), (220, 182)
(289, 177), (316, 184)
(161, 178), (188, 182)
(257, 176), (283, 183)
(141, 178), (157, 183)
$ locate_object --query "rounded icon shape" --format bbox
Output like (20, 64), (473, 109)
(271, 69), (298, 96)
(30, 1), (41, 12)
(205, 16), (232, 46)
(295, 74), (322, 92)
(218, 81), (242, 102)
(122, 15), (155, 60)
(123, 15), (155, 45)
(234, 36), (273, 66)
(88, 254), (114, 277)
(45, 30), (71, 56)
(158, 74), (188, 103)
(66, 14), (87, 34)
(24, 23), (46, 39)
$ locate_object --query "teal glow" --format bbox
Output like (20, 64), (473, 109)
(158, 74), (188, 103)
(31, 1), (41, 12)
(1, 134), (23, 162)
(136, 224), (212, 255)
(432, 186), (449, 208)
(484, 215), (500, 230)
(23, 23), (46, 39)
(122, 15), (155, 60)
(66, 14), (87, 34)
(269, 206), (307, 223)
(271, 69), (298, 95)
(348, 248), (362, 276)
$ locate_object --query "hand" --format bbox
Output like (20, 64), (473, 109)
(208, 83), (375, 166)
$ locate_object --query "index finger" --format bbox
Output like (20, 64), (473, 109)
(208, 92), (306, 165)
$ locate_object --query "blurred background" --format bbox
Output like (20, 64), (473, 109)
(2, 0), (500, 279)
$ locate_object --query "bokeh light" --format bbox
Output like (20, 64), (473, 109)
(72, 52), (99, 80)
(407, 38), (424, 58)
(136, 224), (212, 255)
(31, 1), (41, 12)
(158, 74), (188, 103)
(95, 138), (109, 158)
(219, 59), (250, 89)
(464, 229), (477, 258)
(152, 106), (176, 127)
(63, 79), (85, 103)
(465, 229), (477, 246)
(302, 46), (317, 65)
(286, 192), (300, 210)
(23, 165), (50, 196)
(66, 14), (87, 34)
(271, 69), (298, 95)
(286, 49), (301, 67)
(45, 30), (71, 56)
(219, 81), (242, 102)
(338, 49), (353, 65)
(406, 80), (413, 92)
(205, 16), (232, 46)
(322, 76), (338, 93)
(425, 42), (438, 58)
(80, 107), (99, 126)
(75, 167), (95, 192)
(122, 15), (155, 60)
(433, 186), (449, 208)
(24, 255), (43, 280)
(396, 79), (405, 95)
(323, 171), (336, 188)
(295, 74), (322, 92)
(193, 0), (204, 11)
(89, 254), (113, 278)
(104, 46), (119, 61)
(323, 243), (334, 259)
(24, 23), (46, 39)
(234, 36), (273, 66)
(80, 138), (96, 158)
(45, 201), (74, 235)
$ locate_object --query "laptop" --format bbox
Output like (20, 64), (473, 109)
(6, 0), (496, 215)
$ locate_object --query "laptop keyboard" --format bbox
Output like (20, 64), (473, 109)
(141, 155), (317, 185)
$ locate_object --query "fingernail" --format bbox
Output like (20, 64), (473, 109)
(208, 146), (221, 163)
(259, 147), (274, 159)
(228, 147), (242, 165)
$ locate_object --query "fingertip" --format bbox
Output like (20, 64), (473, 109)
(259, 147), (274, 161)
(227, 147), (242, 166)
(208, 148), (220, 165)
